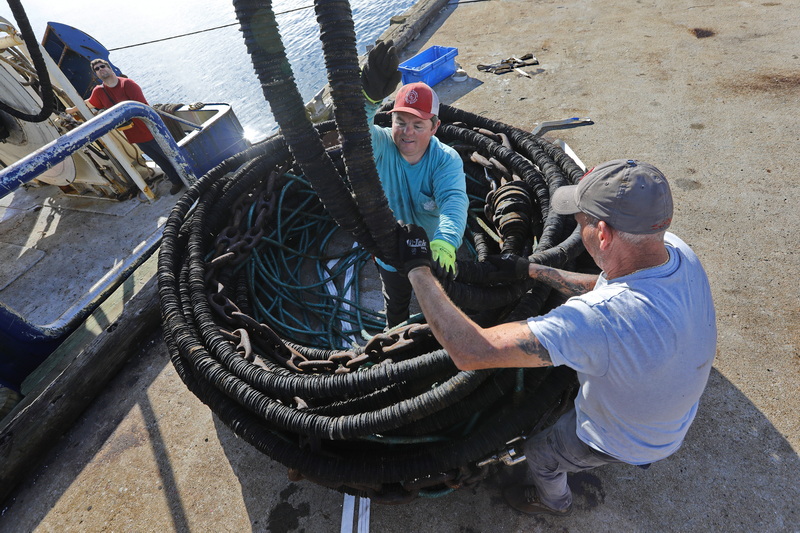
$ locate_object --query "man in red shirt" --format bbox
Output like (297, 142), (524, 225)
(67, 58), (184, 194)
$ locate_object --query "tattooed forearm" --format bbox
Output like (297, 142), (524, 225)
(532, 265), (597, 297)
(515, 326), (552, 365)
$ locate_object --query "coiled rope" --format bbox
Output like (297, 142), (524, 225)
(157, 0), (591, 503)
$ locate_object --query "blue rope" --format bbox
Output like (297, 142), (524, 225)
(246, 173), (385, 348)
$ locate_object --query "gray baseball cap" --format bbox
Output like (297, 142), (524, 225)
(551, 159), (673, 234)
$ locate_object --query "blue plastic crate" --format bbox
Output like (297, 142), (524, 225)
(398, 46), (459, 87)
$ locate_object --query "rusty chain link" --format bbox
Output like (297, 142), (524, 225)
(202, 171), (439, 376)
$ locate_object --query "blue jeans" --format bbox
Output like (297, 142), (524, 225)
(136, 139), (183, 186)
(523, 408), (622, 511)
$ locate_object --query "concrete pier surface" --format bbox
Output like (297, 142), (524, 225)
(2, 0), (798, 531)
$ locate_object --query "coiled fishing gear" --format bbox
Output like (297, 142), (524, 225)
(158, 0), (591, 503)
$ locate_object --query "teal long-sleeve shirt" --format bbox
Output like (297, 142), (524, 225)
(368, 104), (468, 271)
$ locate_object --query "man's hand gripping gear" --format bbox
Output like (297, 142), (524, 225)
(398, 224), (432, 274)
(361, 40), (402, 104)
(430, 240), (457, 276)
(486, 254), (530, 283)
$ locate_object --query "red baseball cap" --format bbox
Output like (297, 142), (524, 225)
(391, 82), (440, 120)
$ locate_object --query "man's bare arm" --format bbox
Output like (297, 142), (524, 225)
(408, 267), (553, 370)
(65, 100), (95, 116)
(527, 263), (598, 297)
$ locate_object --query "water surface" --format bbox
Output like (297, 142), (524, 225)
(1, 0), (415, 140)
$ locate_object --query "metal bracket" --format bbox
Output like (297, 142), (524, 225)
(477, 436), (528, 467)
(531, 117), (594, 137)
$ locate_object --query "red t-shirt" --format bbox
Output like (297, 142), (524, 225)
(87, 77), (153, 144)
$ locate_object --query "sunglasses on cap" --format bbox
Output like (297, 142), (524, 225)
(93, 64), (108, 71)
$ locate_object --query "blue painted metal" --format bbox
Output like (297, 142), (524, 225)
(179, 105), (250, 177)
(0, 102), (199, 390)
(42, 22), (122, 99)
(0, 100), (249, 390)
(0, 228), (163, 391)
(0, 100), (198, 199)
(0, 314), (61, 391)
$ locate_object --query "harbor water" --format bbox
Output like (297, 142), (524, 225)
(0, 0), (416, 141)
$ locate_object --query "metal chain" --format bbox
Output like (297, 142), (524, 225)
(201, 172), (440, 375)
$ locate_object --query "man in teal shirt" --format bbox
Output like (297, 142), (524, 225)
(362, 42), (468, 327)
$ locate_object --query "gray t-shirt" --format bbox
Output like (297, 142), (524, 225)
(527, 233), (717, 464)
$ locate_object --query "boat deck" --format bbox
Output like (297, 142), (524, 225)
(0, 178), (175, 326)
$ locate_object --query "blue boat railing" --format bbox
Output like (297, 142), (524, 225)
(0, 101), (199, 389)
(7, 221), (163, 329)
(0, 100), (199, 200)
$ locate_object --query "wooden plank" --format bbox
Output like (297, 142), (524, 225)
(0, 252), (162, 503)
(306, 0), (451, 122)
(379, 0), (450, 52)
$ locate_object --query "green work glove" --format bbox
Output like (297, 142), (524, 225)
(430, 240), (457, 275)
(361, 40), (402, 104)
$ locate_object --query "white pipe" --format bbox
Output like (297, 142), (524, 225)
(0, 33), (23, 48)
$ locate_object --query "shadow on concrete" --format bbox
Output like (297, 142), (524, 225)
(0, 330), (193, 533)
(3, 334), (797, 531)
(215, 366), (800, 532)
(2, 306), (797, 533)
(2, 308), (796, 533)
(437, 75), (483, 105)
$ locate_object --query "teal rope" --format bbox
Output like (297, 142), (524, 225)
(418, 487), (456, 499)
(223, 169), (478, 350)
(244, 173), (385, 348)
(197, 168), (482, 349)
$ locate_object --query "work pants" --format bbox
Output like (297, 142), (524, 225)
(523, 408), (623, 511)
(136, 139), (183, 187)
(376, 262), (412, 328)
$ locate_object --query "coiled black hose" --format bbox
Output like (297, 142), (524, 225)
(157, 119), (583, 499)
(157, 0), (590, 501)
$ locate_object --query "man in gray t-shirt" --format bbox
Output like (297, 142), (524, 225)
(397, 159), (717, 516)
(527, 232), (715, 465)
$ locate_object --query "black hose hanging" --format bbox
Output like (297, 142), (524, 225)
(231, 0), (379, 257)
(2, 0), (57, 122)
(313, 0), (400, 265)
